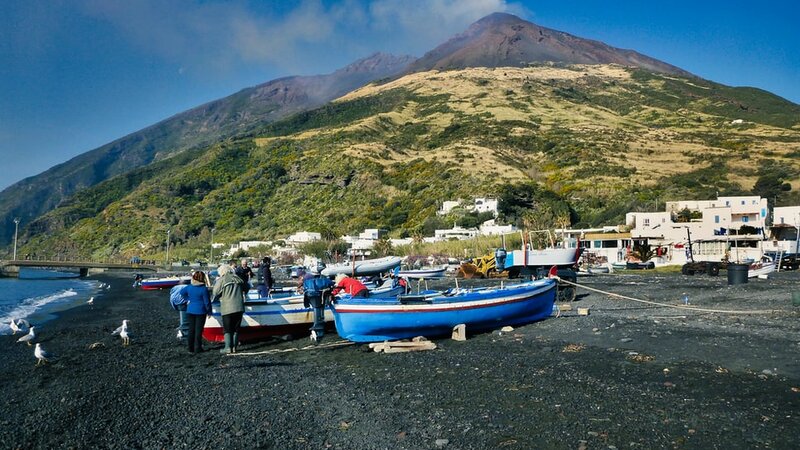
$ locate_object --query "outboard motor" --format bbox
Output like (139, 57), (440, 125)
(494, 248), (508, 272)
(303, 275), (334, 340)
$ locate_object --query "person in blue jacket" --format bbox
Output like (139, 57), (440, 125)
(181, 270), (212, 353)
(169, 282), (190, 341)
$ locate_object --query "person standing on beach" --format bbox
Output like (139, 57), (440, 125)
(235, 258), (254, 293)
(212, 264), (245, 354)
(257, 257), (274, 298)
(181, 271), (212, 353)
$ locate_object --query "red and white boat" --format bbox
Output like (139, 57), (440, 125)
(748, 256), (777, 278)
(202, 284), (405, 343)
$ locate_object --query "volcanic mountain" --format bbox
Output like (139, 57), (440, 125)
(408, 12), (691, 76)
(0, 52), (415, 243)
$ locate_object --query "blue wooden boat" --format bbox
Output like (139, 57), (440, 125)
(331, 278), (557, 343)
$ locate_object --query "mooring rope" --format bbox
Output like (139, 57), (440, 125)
(555, 276), (784, 315)
(230, 339), (355, 356)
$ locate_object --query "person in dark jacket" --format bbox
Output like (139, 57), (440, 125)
(181, 271), (212, 353)
(257, 257), (274, 298)
(235, 258), (254, 292)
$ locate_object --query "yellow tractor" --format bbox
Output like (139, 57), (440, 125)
(457, 252), (508, 278)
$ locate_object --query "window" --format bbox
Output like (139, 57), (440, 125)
(761, 208), (766, 218)
(726, 201), (730, 206)
(593, 240), (601, 248)
(741, 200), (745, 205)
(742, 216), (749, 223)
(643, 218), (650, 226)
(715, 215), (720, 224)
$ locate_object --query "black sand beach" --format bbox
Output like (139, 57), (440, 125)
(1, 271), (799, 449)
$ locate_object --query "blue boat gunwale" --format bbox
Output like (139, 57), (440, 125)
(332, 279), (557, 312)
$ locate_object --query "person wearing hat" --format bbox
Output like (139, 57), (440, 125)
(332, 273), (369, 298)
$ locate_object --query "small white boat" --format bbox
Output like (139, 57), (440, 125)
(397, 267), (447, 279)
(321, 256), (401, 277)
(748, 256), (777, 278)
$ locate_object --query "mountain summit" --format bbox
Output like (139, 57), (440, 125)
(409, 12), (691, 76)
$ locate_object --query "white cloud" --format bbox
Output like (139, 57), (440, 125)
(77, 0), (528, 76)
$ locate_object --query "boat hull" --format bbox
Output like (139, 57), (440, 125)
(397, 267), (447, 279)
(321, 256), (402, 277)
(331, 279), (557, 343)
(203, 285), (407, 342)
(140, 276), (190, 290)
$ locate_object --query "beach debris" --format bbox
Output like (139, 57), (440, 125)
(577, 307), (590, 316)
(715, 366), (729, 374)
(620, 337), (633, 343)
(500, 326), (514, 332)
(562, 343), (585, 353)
(451, 324), (466, 341)
(369, 338), (436, 353)
(34, 343), (52, 366)
(111, 320), (130, 346)
(791, 387), (800, 393)
(557, 303), (573, 312)
(626, 352), (655, 363)
(88, 342), (105, 350)
(17, 326), (36, 346)
(434, 438), (449, 448)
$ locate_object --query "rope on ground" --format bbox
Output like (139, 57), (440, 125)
(555, 276), (783, 315)
(230, 339), (354, 356)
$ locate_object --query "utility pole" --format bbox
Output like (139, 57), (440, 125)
(166, 228), (171, 268)
(210, 228), (215, 264)
(13, 217), (20, 260)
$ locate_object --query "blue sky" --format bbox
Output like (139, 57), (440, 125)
(1, 0), (798, 191)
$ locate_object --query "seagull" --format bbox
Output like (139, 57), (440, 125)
(120, 328), (131, 346)
(9, 318), (30, 335)
(17, 326), (35, 346)
(87, 296), (94, 306)
(176, 329), (184, 340)
(105, 284), (111, 290)
(111, 320), (129, 336)
(112, 320), (131, 345)
(34, 343), (51, 366)
(310, 330), (318, 342)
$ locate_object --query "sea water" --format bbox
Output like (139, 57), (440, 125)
(0, 268), (100, 334)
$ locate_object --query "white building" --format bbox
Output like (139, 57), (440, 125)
(434, 226), (478, 241)
(285, 231), (321, 247)
(437, 200), (461, 216)
(473, 197), (499, 216)
(766, 206), (800, 254)
(437, 198), (499, 217)
(478, 219), (516, 236)
(627, 196), (771, 265)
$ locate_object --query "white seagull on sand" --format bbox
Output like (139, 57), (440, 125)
(87, 296), (94, 306)
(112, 320), (130, 345)
(34, 343), (51, 366)
(17, 326), (36, 346)
(310, 330), (318, 342)
(9, 318), (29, 335)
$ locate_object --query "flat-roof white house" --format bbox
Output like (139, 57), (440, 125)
(435, 226), (478, 241)
(285, 231), (321, 247)
(627, 196), (771, 264)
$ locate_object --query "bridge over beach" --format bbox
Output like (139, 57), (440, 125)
(0, 259), (158, 278)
